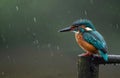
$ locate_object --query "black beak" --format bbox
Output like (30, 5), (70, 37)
(58, 26), (71, 32)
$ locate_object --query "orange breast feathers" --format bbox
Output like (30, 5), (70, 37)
(75, 33), (98, 54)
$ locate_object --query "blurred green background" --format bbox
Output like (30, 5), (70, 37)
(0, 0), (120, 78)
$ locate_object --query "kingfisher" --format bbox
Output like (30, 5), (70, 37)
(59, 19), (108, 61)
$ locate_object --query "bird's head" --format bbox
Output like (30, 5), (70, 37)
(59, 19), (96, 33)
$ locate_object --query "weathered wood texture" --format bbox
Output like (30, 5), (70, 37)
(77, 55), (120, 78)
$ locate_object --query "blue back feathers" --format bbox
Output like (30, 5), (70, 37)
(83, 27), (108, 61)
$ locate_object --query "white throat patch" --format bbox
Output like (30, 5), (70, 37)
(72, 31), (79, 34)
(85, 27), (92, 31)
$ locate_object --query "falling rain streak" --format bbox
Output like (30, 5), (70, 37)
(116, 24), (119, 29)
(48, 43), (51, 48)
(84, 10), (87, 16)
(9, 24), (12, 29)
(1, 34), (6, 42)
(1, 72), (5, 76)
(56, 45), (60, 50)
(33, 17), (37, 23)
(6, 44), (8, 48)
(16, 6), (19, 11)
(33, 40), (39, 44)
(90, 0), (94, 4)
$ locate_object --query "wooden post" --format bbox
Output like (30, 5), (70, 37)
(77, 55), (120, 78)
(78, 55), (99, 78)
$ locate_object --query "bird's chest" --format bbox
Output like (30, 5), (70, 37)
(75, 33), (98, 54)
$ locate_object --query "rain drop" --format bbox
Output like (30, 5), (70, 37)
(33, 17), (37, 23)
(56, 45), (60, 50)
(32, 32), (36, 37)
(48, 43), (51, 48)
(16, 6), (19, 11)
(7, 56), (11, 63)
(90, 0), (94, 4)
(6, 44), (8, 48)
(7, 56), (10, 60)
(116, 24), (119, 29)
(1, 34), (6, 42)
(9, 24), (12, 29)
(1, 72), (5, 76)
(33, 40), (39, 44)
(84, 10), (87, 16)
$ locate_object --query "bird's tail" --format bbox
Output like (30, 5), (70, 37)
(99, 51), (108, 61)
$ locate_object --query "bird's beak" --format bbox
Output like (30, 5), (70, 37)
(58, 26), (72, 32)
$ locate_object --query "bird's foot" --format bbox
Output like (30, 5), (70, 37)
(79, 52), (93, 57)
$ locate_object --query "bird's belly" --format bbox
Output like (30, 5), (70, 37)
(75, 33), (98, 54)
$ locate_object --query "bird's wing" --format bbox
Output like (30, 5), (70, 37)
(83, 31), (108, 53)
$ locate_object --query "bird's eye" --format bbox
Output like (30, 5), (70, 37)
(71, 26), (76, 30)
(72, 26), (75, 28)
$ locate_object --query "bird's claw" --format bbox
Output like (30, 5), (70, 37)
(79, 52), (93, 57)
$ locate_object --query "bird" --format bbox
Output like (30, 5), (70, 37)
(59, 19), (108, 61)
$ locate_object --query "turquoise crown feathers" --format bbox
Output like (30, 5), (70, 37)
(72, 19), (96, 30)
